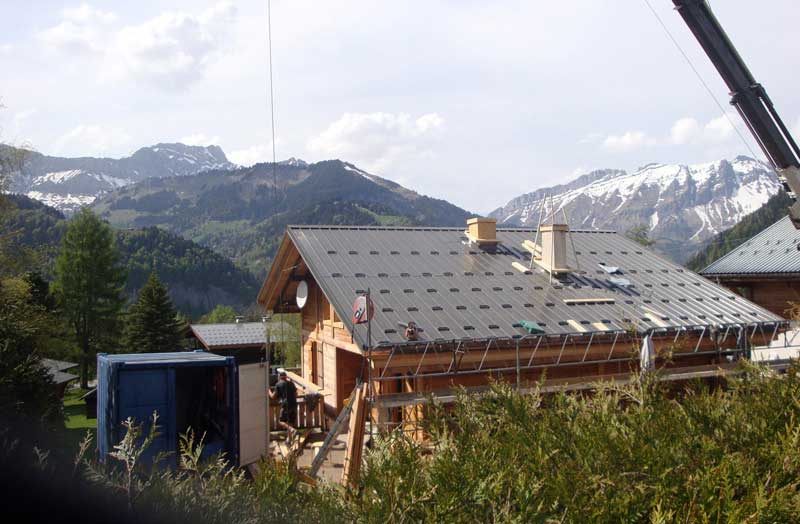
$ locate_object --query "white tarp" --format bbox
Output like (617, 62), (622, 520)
(640, 334), (655, 373)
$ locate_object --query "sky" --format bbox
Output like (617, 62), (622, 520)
(1, 0), (799, 214)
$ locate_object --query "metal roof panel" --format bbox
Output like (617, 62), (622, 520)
(286, 226), (783, 347)
(701, 217), (800, 276)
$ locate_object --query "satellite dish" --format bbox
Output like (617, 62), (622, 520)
(296, 280), (308, 309)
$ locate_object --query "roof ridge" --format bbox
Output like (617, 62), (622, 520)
(286, 224), (618, 234)
(701, 215), (796, 274)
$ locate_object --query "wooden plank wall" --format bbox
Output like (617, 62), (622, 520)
(750, 281), (798, 318)
(296, 271), (780, 430)
(300, 278), (365, 418)
(718, 279), (799, 318)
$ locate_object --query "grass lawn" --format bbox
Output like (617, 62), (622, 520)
(62, 387), (96, 451)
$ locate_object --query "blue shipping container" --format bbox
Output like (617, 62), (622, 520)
(97, 351), (239, 467)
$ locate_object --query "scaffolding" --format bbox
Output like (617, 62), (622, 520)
(368, 320), (788, 391)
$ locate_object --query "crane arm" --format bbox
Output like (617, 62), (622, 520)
(672, 0), (800, 227)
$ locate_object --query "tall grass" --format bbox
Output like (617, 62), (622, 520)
(355, 362), (800, 523)
(10, 361), (800, 523)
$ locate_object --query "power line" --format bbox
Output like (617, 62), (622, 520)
(640, 0), (762, 162)
(267, 0), (278, 199)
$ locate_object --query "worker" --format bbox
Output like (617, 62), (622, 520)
(269, 370), (297, 442)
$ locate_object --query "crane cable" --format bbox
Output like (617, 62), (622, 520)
(640, 0), (763, 164)
(267, 0), (278, 199)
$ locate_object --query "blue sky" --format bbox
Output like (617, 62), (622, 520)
(1, 1), (798, 213)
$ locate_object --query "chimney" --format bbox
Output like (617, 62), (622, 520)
(465, 217), (500, 248)
(522, 224), (570, 275)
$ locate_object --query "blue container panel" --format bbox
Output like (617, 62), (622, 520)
(96, 352), (239, 467)
(97, 356), (111, 458)
(116, 368), (174, 465)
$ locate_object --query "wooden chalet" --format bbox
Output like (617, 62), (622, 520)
(701, 216), (800, 318)
(258, 218), (786, 430)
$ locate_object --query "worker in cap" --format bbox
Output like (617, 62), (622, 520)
(269, 369), (297, 443)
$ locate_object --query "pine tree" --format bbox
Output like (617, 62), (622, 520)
(54, 208), (126, 388)
(123, 272), (183, 353)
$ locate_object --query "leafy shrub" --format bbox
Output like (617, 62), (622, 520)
(354, 364), (800, 523)
(9, 362), (800, 523)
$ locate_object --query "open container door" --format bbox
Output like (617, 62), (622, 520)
(237, 362), (267, 465)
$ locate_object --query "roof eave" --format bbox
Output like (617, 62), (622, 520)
(257, 231), (295, 309)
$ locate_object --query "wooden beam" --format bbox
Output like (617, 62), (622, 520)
(303, 330), (362, 355)
(563, 298), (615, 305)
(258, 233), (302, 310)
(342, 384), (366, 486)
(373, 362), (776, 408)
(285, 370), (333, 397)
(368, 336), (726, 371)
(521, 239), (541, 255)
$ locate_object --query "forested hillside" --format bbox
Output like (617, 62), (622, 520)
(686, 191), (793, 271)
(92, 159), (473, 275)
(4, 194), (259, 315)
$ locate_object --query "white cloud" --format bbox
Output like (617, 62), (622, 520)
(38, 2), (236, 91)
(669, 117), (701, 145)
(62, 4), (117, 24)
(0, 44), (12, 55)
(229, 144), (272, 166)
(38, 4), (117, 54)
(578, 132), (603, 145)
(106, 1), (237, 91)
(668, 114), (736, 145)
(228, 137), (288, 167)
(307, 112), (445, 173)
(703, 115), (736, 143)
(180, 133), (220, 146)
(602, 131), (656, 152)
(53, 124), (131, 156)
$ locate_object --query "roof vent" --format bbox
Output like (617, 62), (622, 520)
(465, 217), (500, 249)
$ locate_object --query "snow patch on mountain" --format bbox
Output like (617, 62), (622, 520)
(12, 143), (235, 214)
(490, 156), (781, 263)
(26, 191), (96, 213)
(32, 170), (130, 189)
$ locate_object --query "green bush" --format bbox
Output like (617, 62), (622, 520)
(11, 361), (800, 523)
(354, 364), (800, 523)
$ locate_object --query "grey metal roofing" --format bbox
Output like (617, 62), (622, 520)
(189, 321), (292, 349)
(99, 351), (230, 364)
(41, 358), (79, 385)
(41, 358), (78, 372)
(50, 370), (79, 385)
(701, 216), (800, 276)
(287, 226), (784, 347)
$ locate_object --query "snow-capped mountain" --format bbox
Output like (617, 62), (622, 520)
(490, 156), (782, 263)
(8, 143), (235, 214)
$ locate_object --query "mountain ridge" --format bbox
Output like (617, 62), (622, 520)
(7, 142), (236, 213)
(91, 158), (474, 275)
(490, 156), (781, 262)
